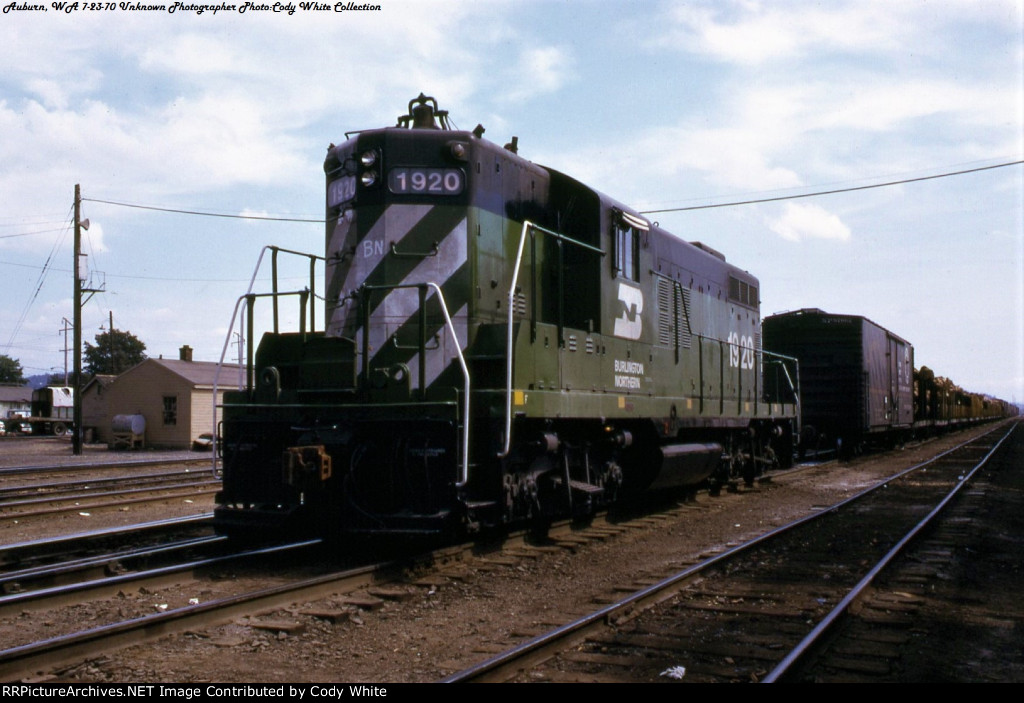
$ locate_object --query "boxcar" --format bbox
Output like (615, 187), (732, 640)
(763, 308), (914, 455)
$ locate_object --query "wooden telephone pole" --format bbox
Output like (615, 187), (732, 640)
(72, 184), (103, 454)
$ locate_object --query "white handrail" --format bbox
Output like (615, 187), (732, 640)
(212, 246), (272, 478)
(499, 221), (535, 458)
(498, 220), (606, 457)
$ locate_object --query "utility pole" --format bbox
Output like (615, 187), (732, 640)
(72, 184), (102, 454)
(108, 310), (115, 373)
(60, 317), (72, 385)
(73, 184), (83, 455)
(234, 331), (245, 390)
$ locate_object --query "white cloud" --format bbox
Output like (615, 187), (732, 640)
(652, 1), (949, 66)
(81, 222), (108, 255)
(0, 1), (1019, 402)
(500, 47), (575, 103)
(768, 203), (851, 242)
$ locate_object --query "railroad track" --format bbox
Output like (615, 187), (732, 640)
(441, 422), (1018, 683)
(788, 421), (1024, 682)
(0, 456), (207, 478)
(0, 539), (332, 681)
(0, 515), (220, 599)
(0, 514), (214, 569)
(0, 424), (1013, 683)
(0, 471), (219, 524)
(0, 470), (218, 511)
(0, 512), (636, 683)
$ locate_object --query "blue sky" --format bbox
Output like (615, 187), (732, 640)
(1, 0), (1022, 404)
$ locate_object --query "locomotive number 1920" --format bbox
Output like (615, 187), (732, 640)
(388, 168), (464, 195)
(728, 331), (755, 370)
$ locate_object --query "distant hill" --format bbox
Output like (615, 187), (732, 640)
(27, 374), (53, 389)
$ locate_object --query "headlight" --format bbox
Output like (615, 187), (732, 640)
(360, 150), (377, 167)
(360, 171), (378, 187)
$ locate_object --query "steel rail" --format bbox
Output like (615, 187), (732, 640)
(0, 539), (318, 619)
(761, 420), (1017, 682)
(0, 456), (206, 478)
(0, 547), (397, 682)
(0, 469), (213, 498)
(0, 487), (218, 522)
(0, 514), (213, 564)
(1, 479), (219, 509)
(0, 478), (219, 509)
(1, 534), (224, 593)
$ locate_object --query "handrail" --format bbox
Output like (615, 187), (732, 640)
(762, 349), (801, 432)
(361, 281), (471, 488)
(499, 221), (605, 458)
(271, 246), (325, 333)
(212, 245), (324, 479)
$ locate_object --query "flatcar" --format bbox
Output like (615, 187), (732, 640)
(914, 367), (1016, 431)
(213, 95), (800, 540)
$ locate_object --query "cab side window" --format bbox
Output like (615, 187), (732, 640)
(615, 222), (640, 281)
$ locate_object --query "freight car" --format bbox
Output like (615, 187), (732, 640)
(763, 308), (1013, 456)
(213, 95), (800, 540)
(914, 367), (1016, 432)
(763, 309), (913, 455)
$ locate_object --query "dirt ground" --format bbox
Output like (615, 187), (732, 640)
(0, 437), (214, 543)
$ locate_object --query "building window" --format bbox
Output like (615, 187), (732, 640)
(163, 396), (177, 426)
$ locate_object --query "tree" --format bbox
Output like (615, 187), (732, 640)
(0, 354), (26, 385)
(47, 371), (71, 387)
(84, 329), (147, 375)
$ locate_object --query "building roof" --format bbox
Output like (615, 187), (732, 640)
(82, 374), (116, 393)
(0, 385), (31, 404)
(145, 358), (243, 388)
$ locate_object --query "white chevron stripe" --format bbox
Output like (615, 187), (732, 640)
(331, 205), (469, 390)
(405, 303), (469, 390)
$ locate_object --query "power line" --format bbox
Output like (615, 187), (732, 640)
(0, 261), (301, 284)
(80, 160), (1023, 221)
(0, 218), (69, 228)
(0, 226), (70, 240)
(4, 208), (73, 355)
(82, 197), (324, 223)
(638, 159), (1024, 215)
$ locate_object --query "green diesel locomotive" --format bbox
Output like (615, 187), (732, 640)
(214, 95), (799, 540)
